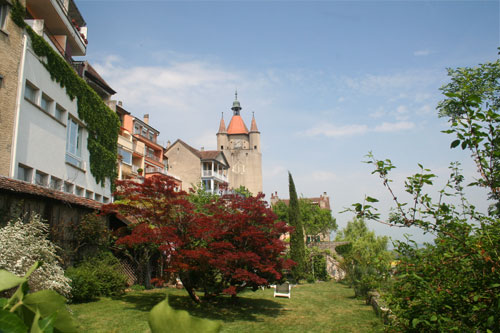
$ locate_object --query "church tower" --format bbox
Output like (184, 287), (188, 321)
(217, 92), (262, 195)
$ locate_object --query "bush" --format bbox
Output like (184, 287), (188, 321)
(0, 214), (71, 297)
(66, 252), (127, 302)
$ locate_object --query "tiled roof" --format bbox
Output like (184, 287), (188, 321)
(84, 63), (116, 95)
(199, 151), (221, 160)
(165, 139), (229, 166)
(0, 175), (102, 210)
(227, 115), (249, 134)
(218, 116), (227, 134)
(250, 115), (259, 132)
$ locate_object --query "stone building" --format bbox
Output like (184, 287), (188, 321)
(217, 93), (262, 195)
(164, 139), (229, 194)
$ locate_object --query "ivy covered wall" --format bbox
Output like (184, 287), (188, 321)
(12, 0), (119, 189)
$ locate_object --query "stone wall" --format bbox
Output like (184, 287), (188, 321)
(0, 1), (25, 176)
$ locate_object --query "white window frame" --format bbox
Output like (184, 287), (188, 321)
(66, 117), (83, 168)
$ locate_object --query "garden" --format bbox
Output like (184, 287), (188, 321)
(1, 49), (499, 333)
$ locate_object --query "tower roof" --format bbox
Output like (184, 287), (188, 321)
(227, 115), (249, 134)
(218, 113), (227, 134)
(227, 91), (249, 134)
(250, 112), (259, 132)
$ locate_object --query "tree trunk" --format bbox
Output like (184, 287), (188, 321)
(179, 272), (201, 304)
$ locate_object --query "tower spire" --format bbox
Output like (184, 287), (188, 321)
(218, 112), (227, 133)
(231, 90), (242, 116)
(250, 112), (259, 132)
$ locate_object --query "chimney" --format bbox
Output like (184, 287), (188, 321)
(118, 101), (122, 106)
(200, 147), (205, 151)
(166, 140), (171, 149)
(144, 114), (149, 124)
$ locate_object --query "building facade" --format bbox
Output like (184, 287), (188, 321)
(164, 139), (229, 194)
(0, 0), (26, 177)
(5, 0), (114, 203)
(217, 94), (262, 195)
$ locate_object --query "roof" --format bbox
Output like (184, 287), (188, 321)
(250, 114), (259, 132)
(0, 176), (102, 210)
(271, 195), (331, 211)
(218, 116), (227, 134)
(83, 63), (116, 95)
(227, 115), (249, 134)
(165, 139), (229, 166)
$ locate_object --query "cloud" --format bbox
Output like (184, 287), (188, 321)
(303, 120), (415, 137)
(311, 171), (337, 182)
(341, 70), (441, 98)
(303, 123), (369, 137)
(374, 121), (415, 132)
(414, 49), (432, 57)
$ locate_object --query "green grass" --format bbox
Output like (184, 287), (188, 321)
(70, 281), (383, 332)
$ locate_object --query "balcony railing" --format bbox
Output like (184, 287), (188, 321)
(146, 154), (161, 163)
(201, 170), (228, 182)
(145, 166), (167, 175)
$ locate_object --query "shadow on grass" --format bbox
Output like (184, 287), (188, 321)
(112, 291), (168, 312)
(111, 289), (284, 323)
(168, 294), (284, 322)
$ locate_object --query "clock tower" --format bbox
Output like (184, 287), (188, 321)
(217, 93), (263, 195)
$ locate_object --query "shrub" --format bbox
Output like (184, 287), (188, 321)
(0, 214), (71, 297)
(66, 252), (127, 302)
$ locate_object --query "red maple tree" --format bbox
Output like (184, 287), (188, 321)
(104, 175), (293, 303)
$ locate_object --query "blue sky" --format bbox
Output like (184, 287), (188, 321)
(76, 0), (498, 243)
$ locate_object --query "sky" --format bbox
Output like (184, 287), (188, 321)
(75, 0), (499, 244)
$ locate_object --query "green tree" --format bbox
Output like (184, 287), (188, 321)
(348, 55), (500, 331)
(334, 218), (392, 297)
(437, 57), (500, 215)
(234, 185), (253, 198)
(273, 198), (337, 242)
(288, 172), (306, 281)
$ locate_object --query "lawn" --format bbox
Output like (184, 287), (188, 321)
(70, 281), (383, 332)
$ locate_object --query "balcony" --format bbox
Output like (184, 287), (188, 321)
(145, 153), (162, 163)
(145, 166), (167, 175)
(201, 170), (228, 183)
(26, 0), (87, 56)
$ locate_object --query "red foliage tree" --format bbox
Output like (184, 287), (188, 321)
(104, 175), (293, 303)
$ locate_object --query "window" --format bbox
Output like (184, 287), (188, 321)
(134, 125), (141, 135)
(94, 194), (102, 202)
(66, 117), (83, 168)
(50, 176), (62, 190)
(75, 186), (84, 197)
(221, 146), (223, 150)
(85, 190), (93, 199)
(103, 197), (110, 204)
(118, 147), (132, 165)
(41, 93), (53, 113)
(24, 81), (38, 103)
(35, 170), (48, 187)
(64, 182), (74, 194)
(17, 164), (33, 182)
(0, 4), (8, 31)
(55, 104), (66, 123)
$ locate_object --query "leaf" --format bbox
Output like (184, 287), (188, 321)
(450, 139), (461, 148)
(23, 290), (76, 333)
(0, 309), (28, 333)
(365, 196), (379, 203)
(0, 270), (26, 292)
(412, 318), (420, 328)
(430, 315), (437, 322)
(148, 296), (221, 333)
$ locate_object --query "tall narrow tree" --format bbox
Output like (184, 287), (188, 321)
(288, 172), (306, 281)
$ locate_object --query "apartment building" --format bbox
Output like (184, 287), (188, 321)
(5, 0), (115, 203)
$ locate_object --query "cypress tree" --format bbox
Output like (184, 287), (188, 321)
(288, 171), (306, 281)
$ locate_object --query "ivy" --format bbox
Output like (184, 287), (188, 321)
(12, 0), (119, 188)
